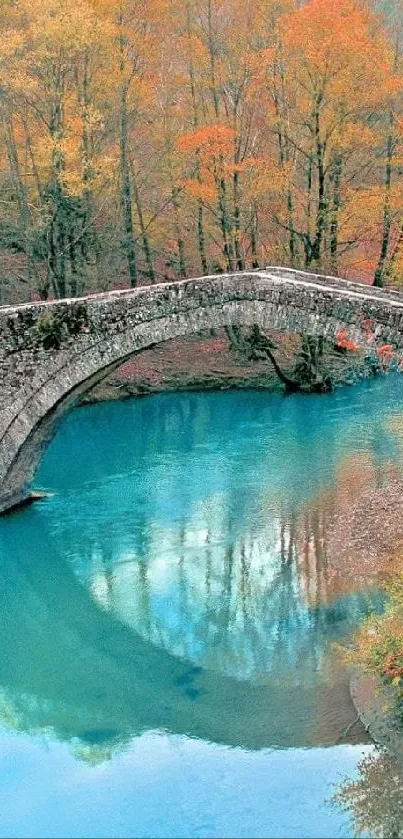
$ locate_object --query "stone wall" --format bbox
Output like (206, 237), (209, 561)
(1, 267), (403, 513)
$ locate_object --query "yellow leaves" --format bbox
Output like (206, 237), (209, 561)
(180, 179), (217, 204)
(82, 105), (104, 134)
(22, 0), (102, 54)
(332, 123), (377, 155)
(0, 30), (25, 65)
(224, 159), (260, 175)
(1, 0), (403, 284)
(279, 0), (396, 114)
(254, 164), (288, 196)
(348, 562), (403, 702)
(177, 34), (209, 70)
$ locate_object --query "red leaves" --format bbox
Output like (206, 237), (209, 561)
(376, 344), (395, 371)
(336, 318), (398, 369)
(383, 652), (403, 681)
(376, 344), (394, 359)
(335, 329), (360, 352)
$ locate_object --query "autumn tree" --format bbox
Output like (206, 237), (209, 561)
(1, 0), (403, 301)
(255, 0), (401, 274)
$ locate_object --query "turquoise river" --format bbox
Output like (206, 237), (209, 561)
(2, 375), (403, 837)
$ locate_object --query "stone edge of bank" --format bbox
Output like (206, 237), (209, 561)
(350, 670), (403, 763)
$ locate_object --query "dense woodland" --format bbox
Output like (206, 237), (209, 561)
(1, 0), (403, 303)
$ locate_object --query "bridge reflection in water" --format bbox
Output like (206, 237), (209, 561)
(1, 381), (401, 763)
(0, 505), (377, 762)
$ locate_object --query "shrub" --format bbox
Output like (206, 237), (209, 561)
(348, 560), (403, 717)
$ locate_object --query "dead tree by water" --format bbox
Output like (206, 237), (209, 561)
(225, 325), (333, 393)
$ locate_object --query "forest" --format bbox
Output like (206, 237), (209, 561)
(1, 0), (403, 303)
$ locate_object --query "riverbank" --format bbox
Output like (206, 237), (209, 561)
(81, 328), (375, 405)
(333, 467), (403, 767)
(350, 671), (403, 761)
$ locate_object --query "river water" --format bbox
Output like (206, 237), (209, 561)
(1, 376), (403, 837)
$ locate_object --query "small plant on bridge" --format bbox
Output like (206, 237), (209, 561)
(33, 305), (89, 350)
(33, 312), (67, 350)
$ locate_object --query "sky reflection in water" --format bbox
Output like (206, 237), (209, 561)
(1, 377), (403, 836)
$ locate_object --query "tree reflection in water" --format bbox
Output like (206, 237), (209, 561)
(2, 383), (403, 761)
(333, 752), (403, 839)
(69, 497), (380, 685)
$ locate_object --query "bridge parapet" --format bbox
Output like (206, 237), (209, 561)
(1, 268), (403, 513)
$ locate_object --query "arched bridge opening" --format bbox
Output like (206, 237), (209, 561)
(1, 267), (403, 514)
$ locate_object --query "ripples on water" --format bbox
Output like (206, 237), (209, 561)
(1, 375), (403, 836)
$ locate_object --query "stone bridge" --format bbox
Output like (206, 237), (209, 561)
(2, 265), (403, 515)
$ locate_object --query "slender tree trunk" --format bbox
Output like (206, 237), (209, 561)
(79, 49), (100, 280)
(131, 163), (156, 283)
(304, 155), (313, 266)
(22, 114), (43, 202)
(55, 183), (67, 298)
(119, 84), (138, 287)
(233, 168), (244, 270)
(207, 0), (220, 118)
(206, 0), (234, 271)
(250, 204), (259, 268)
(273, 63), (297, 267)
(4, 117), (44, 295)
(68, 228), (78, 296)
(329, 154), (342, 273)
(117, 9), (138, 288)
(186, 0), (208, 274)
(374, 118), (394, 288)
(47, 65), (69, 299)
(312, 99), (327, 267)
(171, 185), (187, 277)
(287, 191), (297, 267)
(197, 201), (208, 274)
(212, 156), (235, 271)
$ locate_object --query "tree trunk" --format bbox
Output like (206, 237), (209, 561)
(250, 205), (259, 268)
(329, 154), (342, 273)
(119, 84), (138, 287)
(4, 116), (43, 294)
(118, 9), (138, 289)
(233, 169), (244, 270)
(186, 0), (209, 274)
(131, 164), (156, 283)
(311, 99), (327, 267)
(374, 120), (394, 288)
(206, 0), (235, 271)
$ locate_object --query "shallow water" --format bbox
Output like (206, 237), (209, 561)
(1, 376), (403, 837)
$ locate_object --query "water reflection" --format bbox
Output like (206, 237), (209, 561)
(0, 502), (374, 758)
(2, 380), (403, 835)
(72, 506), (380, 685)
(333, 751), (403, 838)
(2, 380), (403, 762)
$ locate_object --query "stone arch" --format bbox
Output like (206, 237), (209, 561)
(1, 269), (402, 513)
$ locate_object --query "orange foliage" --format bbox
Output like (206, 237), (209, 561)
(2, 0), (403, 297)
(335, 330), (360, 352)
